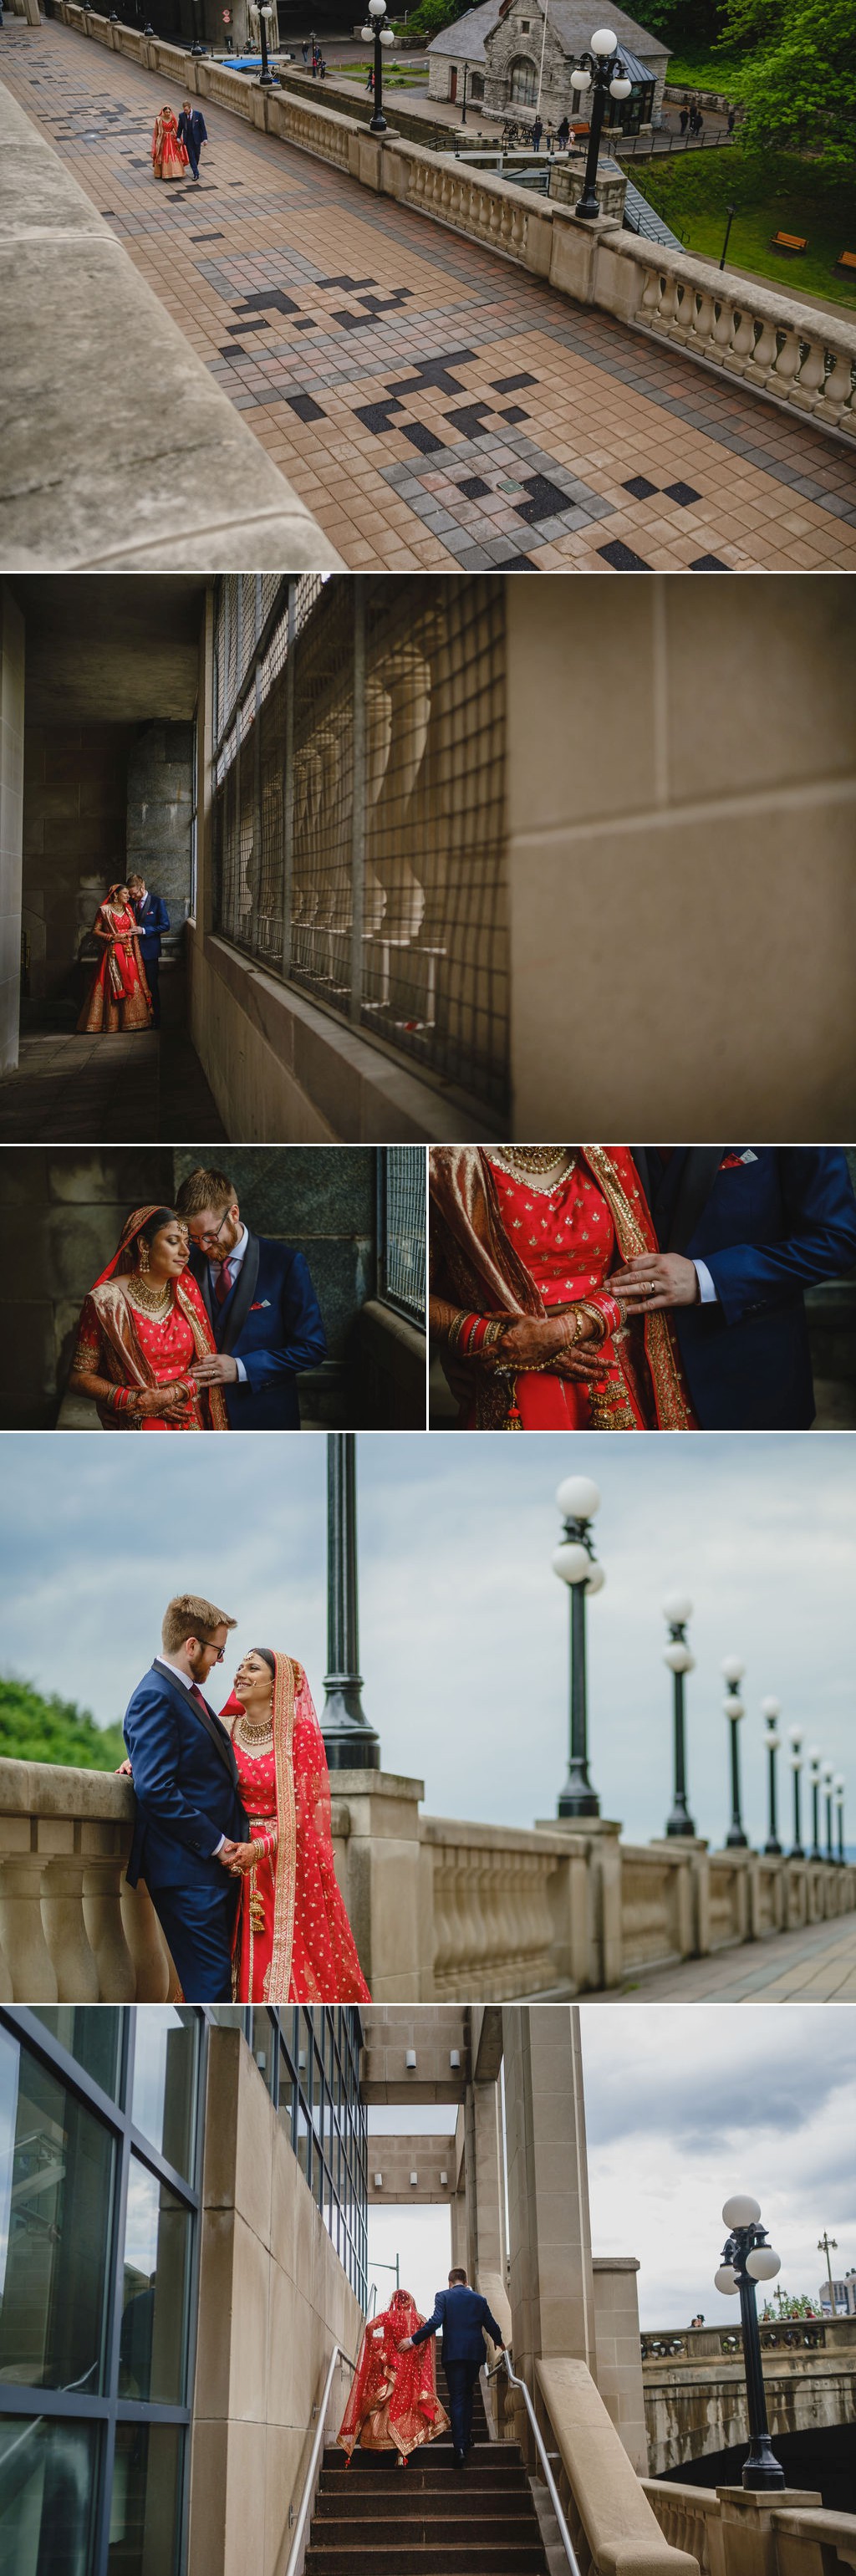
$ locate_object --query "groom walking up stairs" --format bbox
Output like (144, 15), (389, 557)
(305, 2366), (548, 2574)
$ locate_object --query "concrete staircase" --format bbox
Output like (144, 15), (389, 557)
(305, 2368), (549, 2574)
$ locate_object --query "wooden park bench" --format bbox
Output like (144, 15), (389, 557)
(771, 230), (808, 253)
(834, 248), (856, 275)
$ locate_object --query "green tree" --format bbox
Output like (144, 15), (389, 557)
(722, 0), (856, 158)
(0, 1677), (125, 1772)
(761, 2288), (822, 2319)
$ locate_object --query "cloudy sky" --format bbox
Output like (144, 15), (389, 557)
(367, 2003), (856, 2324)
(2, 1430), (853, 1850)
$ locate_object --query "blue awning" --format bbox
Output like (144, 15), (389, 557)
(616, 44), (655, 85)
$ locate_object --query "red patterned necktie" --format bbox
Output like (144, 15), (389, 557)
(215, 1257), (234, 1308)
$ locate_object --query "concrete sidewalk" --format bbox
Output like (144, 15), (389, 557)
(590, 1910), (856, 2003)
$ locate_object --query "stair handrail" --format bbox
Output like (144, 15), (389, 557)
(283, 2339), (359, 2576)
(489, 2351), (583, 2576)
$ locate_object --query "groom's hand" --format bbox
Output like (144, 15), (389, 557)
(607, 1252), (700, 1311)
(191, 1354), (239, 1384)
(217, 1839), (240, 1865)
(400, 2336), (414, 2349)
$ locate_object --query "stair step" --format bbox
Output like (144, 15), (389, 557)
(316, 2511), (541, 2536)
(316, 2497), (537, 2523)
(306, 2550), (546, 2573)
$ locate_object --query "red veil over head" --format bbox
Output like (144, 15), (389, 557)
(86, 1206), (228, 1429)
(222, 1654), (370, 2004)
(94, 1205), (175, 1287)
(338, 2291), (448, 2458)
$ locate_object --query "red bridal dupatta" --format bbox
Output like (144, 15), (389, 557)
(338, 2292), (449, 2459)
(74, 1205), (229, 1431)
(429, 1145), (695, 1431)
(222, 1655), (371, 2004)
(77, 893), (152, 1034)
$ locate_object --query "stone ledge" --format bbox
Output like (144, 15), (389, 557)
(0, 82), (343, 571)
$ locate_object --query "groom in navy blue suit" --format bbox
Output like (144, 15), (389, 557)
(124, 1592), (247, 2002)
(404, 2271), (506, 2467)
(127, 874), (170, 1028)
(176, 1166), (327, 1429)
(612, 1150), (856, 1429)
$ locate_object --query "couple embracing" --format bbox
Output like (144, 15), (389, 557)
(122, 1593), (369, 2004)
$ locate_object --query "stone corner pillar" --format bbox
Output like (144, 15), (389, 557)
(329, 1768), (425, 1999)
(592, 2254), (647, 2471)
(0, 583), (24, 1076)
(503, 2002), (596, 2406)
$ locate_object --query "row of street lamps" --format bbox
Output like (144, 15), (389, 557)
(552, 1477), (848, 1859)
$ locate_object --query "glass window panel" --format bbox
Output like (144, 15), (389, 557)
(0, 2415), (99, 2576)
(251, 2012), (276, 2097)
(120, 2160), (191, 2407)
(28, 2012), (123, 2104)
(0, 2028), (113, 2396)
(277, 2039), (296, 2147)
(109, 2425), (184, 2576)
(130, 2012), (198, 2184)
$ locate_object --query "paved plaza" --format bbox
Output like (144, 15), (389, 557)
(594, 1909), (856, 2002)
(5, 19), (856, 568)
(0, 1023), (226, 1141)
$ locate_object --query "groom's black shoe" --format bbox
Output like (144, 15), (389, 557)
(453, 2449), (466, 2469)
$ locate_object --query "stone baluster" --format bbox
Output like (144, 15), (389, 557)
(769, 326), (803, 395)
(743, 314), (780, 385)
(790, 336), (827, 412)
(120, 1881), (172, 2001)
(0, 1855), (59, 2002)
(41, 1855), (100, 2002)
(814, 347), (856, 431)
(722, 303), (757, 372)
(82, 1856), (136, 2001)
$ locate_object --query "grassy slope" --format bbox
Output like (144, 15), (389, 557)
(665, 48), (747, 94)
(639, 149), (856, 309)
(0, 1677), (126, 1771)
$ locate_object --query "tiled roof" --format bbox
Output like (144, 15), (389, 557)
(428, 0), (668, 61)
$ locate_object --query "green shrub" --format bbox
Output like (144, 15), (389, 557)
(0, 1676), (126, 1772)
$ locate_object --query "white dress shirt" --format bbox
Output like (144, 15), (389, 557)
(693, 1259), (717, 1303)
(208, 1224), (249, 1382)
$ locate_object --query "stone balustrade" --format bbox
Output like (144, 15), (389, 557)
(0, 1757), (852, 2001)
(51, 4), (856, 450)
(641, 2316), (856, 2477)
(645, 2487), (856, 2576)
(0, 1758), (173, 2002)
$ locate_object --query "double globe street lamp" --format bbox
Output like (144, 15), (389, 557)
(662, 1596), (696, 1838)
(715, 2195), (785, 2491)
(761, 1697), (782, 1857)
(788, 1726), (805, 1858)
(722, 1657), (748, 1848)
(552, 1477), (604, 1818)
(568, 27), (631, 222)
(361, 0), (395, 135)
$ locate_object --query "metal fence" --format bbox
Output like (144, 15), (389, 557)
(211, 574), (509, 1119)
(378, 1147), (426, 1327)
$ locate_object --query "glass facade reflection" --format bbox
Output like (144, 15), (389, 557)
(0, 2007), (367, 2575)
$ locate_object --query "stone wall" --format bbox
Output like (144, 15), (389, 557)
(188, 2025), (364, 2576)
(21, 722), (135, 1020)
(0, 585), (24, 1076)
(483, 1), (670, 125)
(643, 2324), (856, 2479)
(125, 720), (195, 938)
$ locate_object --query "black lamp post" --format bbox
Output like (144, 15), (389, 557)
(568, 25), (631, 221)
(722, 1657), (748, 1849)
(719, 201), (736, 268)
(256, 0), (275, 84)
(322, 1433), (380, 1771)
(190, 0), (204, 54)
(761, 1697), (782, 1857)
(834, 1778), (846, 1865)
(787, 1726), (804, 1859)
(714, 2196), (785, 2492)
(823, 1762), (836, 1864)
(662, 1594), (696, 1837)
(360, 0), (394, 135)
(553, 1475), (604, 1818)
(460, 58), (468, 124)
(808, 1747), (823, 1861)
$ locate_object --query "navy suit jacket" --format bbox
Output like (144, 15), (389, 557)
(410, 2287), (504, 2364)
(132, 891), (170, 959)
(124, 1661), (247, 1893)
(177, 108), (207, 148)
(188, 1232), (327, 1429)
(633, 1149), (856, 1430)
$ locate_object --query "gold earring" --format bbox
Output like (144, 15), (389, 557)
(139, 1242), (150, 1273)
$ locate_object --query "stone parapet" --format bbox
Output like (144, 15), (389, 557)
(0, 70), (343, 571)
(0, 1756), (852, 2000)
(643, 2486), (856, 2576)
(48, 6), (856, 452)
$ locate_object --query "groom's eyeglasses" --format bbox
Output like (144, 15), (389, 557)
(196, 1635), (227, 1661)
(195, 1211), (232, 1252)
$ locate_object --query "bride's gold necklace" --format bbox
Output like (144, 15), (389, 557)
(128, 1276), (173, 1319)
(491, 1146), (576, 1194)
(235, 1701), (274, 1748)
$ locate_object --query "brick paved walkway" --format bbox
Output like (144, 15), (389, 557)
(5, 20), (856, 568)
(591, 1910), (856, 2002)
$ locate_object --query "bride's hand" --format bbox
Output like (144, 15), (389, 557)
(227, 1841), (258, 1875)
(487, 1311), (595, 1370)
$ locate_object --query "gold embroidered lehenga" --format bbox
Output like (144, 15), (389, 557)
(77, 892), (153, 1035)
(338, 2292), (450, 2461)
(221, 1653), (371, 2004)
(429, 1146), (696, 1431)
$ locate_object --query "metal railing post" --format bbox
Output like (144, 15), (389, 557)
(349, 579), (366, 1025)
(282, 578), (296, 982)
(489, 2354), (583, 2576)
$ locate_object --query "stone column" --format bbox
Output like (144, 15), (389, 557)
(467, 2075), (506, 2288)
(503, 2003), (596, 2394)
(0, 584), (24, 1074)
(592, 2255), (648, 2471)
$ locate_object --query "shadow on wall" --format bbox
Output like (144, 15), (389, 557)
(0, 1146), (424, 1429)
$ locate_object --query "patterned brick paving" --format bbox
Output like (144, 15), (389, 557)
(590, 1910), (856, 2002)
(5, 18), (856, 565)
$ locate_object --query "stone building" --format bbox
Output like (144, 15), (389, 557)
(426, 0), (670, 130)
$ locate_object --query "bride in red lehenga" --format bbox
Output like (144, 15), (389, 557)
(429, 1145), (696, 1431)
(78, 884), (153, 1035)
(222, 1650), (371, 2004)
(151, 106), (189, 180)
(338, 2291), (450, 2469)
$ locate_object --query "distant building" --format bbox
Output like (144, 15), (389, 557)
(426, 0), (670, 132)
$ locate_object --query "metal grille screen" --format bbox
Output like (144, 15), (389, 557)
(211, 574), (508, 1117)
(379, 1148), (426, 1326)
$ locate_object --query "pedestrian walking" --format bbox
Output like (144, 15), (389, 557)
(531, 112), (543, 150)
(726, 105), (736, 133)
(177, 99), (208, 180)
(365, 62), (374, 89)
(301, 37), (308, 60)
(557, 113), (569, 147)
(679, 105), (688, 134)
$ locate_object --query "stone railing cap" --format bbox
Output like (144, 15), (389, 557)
(0, 1755), (133, 1815)
(606, 226), (856, 353)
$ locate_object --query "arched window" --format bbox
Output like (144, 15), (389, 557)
(509, 54), (538, 103)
